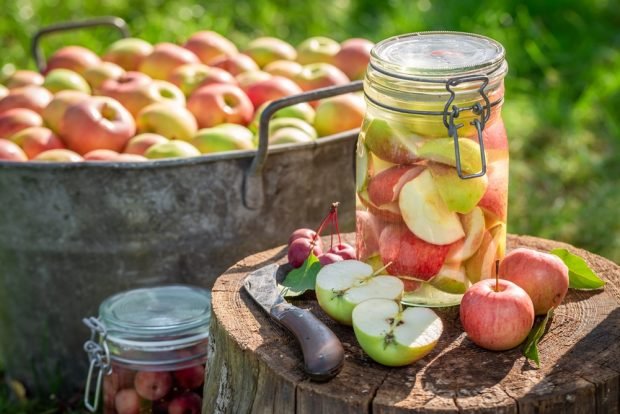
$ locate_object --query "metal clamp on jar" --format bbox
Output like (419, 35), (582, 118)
(356, 32), (509, 307)
(82, 285), (211, 413)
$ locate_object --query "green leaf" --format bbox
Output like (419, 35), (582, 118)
(550, 248), (606, 290)
(523, 308), (554, 367)
(278, 252), (322, 297)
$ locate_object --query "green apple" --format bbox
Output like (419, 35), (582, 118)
(137, 102), (197, 141)
(296, 36), (340, 65)
(103, 37), (153, 71)
(243, 37), (297, 68)
(145, 140), (200, 159)
(190, 124), (254, 153)
(428, 162), (488, 213)
(249, 101), (315, 132)
(82, 62), (125, 92)
(363, 118), (419, 164)
(269, 127), (315, 146)
(43, 69), (91, 94)
(418, 138), (485, 174)
(352, 298), (443, 366)
(314, 94), (365, 137)
(398, 169), (465, 245)
(269, 117), (316, 139)
(315, 260), (404, 326)
(430, 263), (470, 294)
(446, 207), (486, 263)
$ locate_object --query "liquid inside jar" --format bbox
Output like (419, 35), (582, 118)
(356, 32), (508, 306)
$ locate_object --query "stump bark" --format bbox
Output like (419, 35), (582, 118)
(203, 234), (620, 413)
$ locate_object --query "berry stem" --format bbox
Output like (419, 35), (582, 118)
(333, 204), (342, 245)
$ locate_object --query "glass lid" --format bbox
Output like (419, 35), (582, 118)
(99, 285), (211, 339)
(371, 31), (505, 77)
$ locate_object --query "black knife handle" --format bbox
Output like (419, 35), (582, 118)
(272, 303), (345, 381)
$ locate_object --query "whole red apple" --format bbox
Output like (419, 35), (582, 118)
(33, 148), (83, 162)
(460, 278), (535, 351)
(103, 37), (154, 71)
(83, 149), (121, 161)
(100, 71), (152, 96)
(236, 70), (272, 93)
(138, 42), (199, 80)
(45, 45), (100, 75)
(313, 93), (365, 137)
(10, 126), (65, 159)
(123, 133), (169, 155)
(82, 61), (125, 92)
(263, 60), (304, 80)
(0, 108), (43, 138)
(187, 83), (254, 128)
(0, 138), (28, 161)
(134, 371), (172, 401)
(115, 153), (147, 162)
(104, 79), (185, 118)
(137, 102), (197, 141)
(60, 96), (136, 154)
(42, 90), (90, 134)
(244, 37), (297, 67)
(294, 63), (350, 93)
(5, 70), (45, 89)
(168, 63), (237, 96)
(245, 76), (302, 108)
(210, 53), (260, 76)
(332, 38), (374, 80)
(183, 31), (238, 64)
(499, 248), (569, 315)
(0, 86), (53, 115)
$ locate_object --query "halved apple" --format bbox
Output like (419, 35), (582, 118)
(379, 224), (452, 282)
(352, 298), (443, 367)
(418, 137), (484, 174)
(367, 164), (424, 207)
(398, 169), (465, 245)
(363, 118), (419, 165)
(315, 260), (404, 326)
(446, 207), (486, 263)
(429, 263), (470, 294)
(428, 162), (488, 214)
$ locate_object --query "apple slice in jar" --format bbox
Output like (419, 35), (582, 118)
(478, 158), (509, 223)
(428, 162), (488, 214)
(363, 118), (420, 165)
(355, 141), (373, 192)
(398, 169), (465, 245)
(352, 298), (443, 366)
(464, 224), (505, 283)
(430, 263), (470, 294)
(418, 137), (484, 175)
(357, 190), (402, 223)
(445, 207), (486, 263)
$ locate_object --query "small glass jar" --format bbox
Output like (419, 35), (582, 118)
(356, 32), (509, 306)
(83, 285), (211, 414)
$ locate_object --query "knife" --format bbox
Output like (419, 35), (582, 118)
(243, 263), (345, 381)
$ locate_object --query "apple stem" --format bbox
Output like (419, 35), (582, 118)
(495, 259), (500, 292)
(313, 202), (339, 245)
(333, 204), (342, 246)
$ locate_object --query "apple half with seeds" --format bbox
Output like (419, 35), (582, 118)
(352, 298), (443, 366)
(315, 260), (404, 326)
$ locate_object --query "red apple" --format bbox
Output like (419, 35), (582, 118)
(269, 127), (314, 146)
(10, 126), (65, 159)
(245, 76), (302, 109)
(482, 118), (508, 151)
(294, 63), (350, 92)
(45, 45), (100, 75)
(168, 63), (237, 96)
(0, 138), (27, 161)
(263, 60), (303, 80)
(115, 153), (147, 162)
(83, 149), (120, 161)
(103, 79), (185, 118)
(367, 165), (424, 207)
(114, 388), (140, 414)
(313, 93), (365, 137)
(5, 70), (45, 89)
(138, 42), (199, 80)
(173, 365), (205, 390)
(123, 133), (169, 155)
(82, 61), (125, 92)
(296, 36), (340, 65)
(60, 96), (136, 154)
(168, 392), (202, 414)
(183, 30), (238, 64)
(243, 37), (297, 68)
(379, 224), (452, 282)
(0, 108), (43, 138)
(478, 158), (509, 222)
(499, 248), (569, 315)
(190, 124), (255, 153)
(137, 102), (198, 141)
(42, 90), (90, 134)
(210, 53), (260, 76)
(460, 278), (535, 351)
(33, 148), (83, 162)
(236, 70), (272, 93)
(333, 38), (374, 80)
(0, 86), (53, 115)
(187, 83), (253, 128)
(134, 371), (172, 401)
(103, 37), (154, 71)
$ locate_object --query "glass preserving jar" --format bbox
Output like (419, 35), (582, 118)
(356, 32), (509, 307)
(83, 285), (211, 414)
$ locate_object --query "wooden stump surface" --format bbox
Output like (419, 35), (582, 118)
(203, 234), (620, 414)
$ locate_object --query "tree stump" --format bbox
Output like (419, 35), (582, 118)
(203, 234), (620, 413)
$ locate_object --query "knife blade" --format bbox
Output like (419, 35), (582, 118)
(243, 263), (345, 381)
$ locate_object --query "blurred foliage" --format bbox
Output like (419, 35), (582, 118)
(0, 1), (619, 408)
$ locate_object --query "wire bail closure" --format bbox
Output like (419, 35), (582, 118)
(83, 317), (111, 413)
(442, 75), (490, 179)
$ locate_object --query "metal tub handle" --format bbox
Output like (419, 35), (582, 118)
(244, 80), (364, 210)
(32, 16), (130, 73)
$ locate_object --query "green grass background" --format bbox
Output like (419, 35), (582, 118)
(0, 0), (619, 411)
